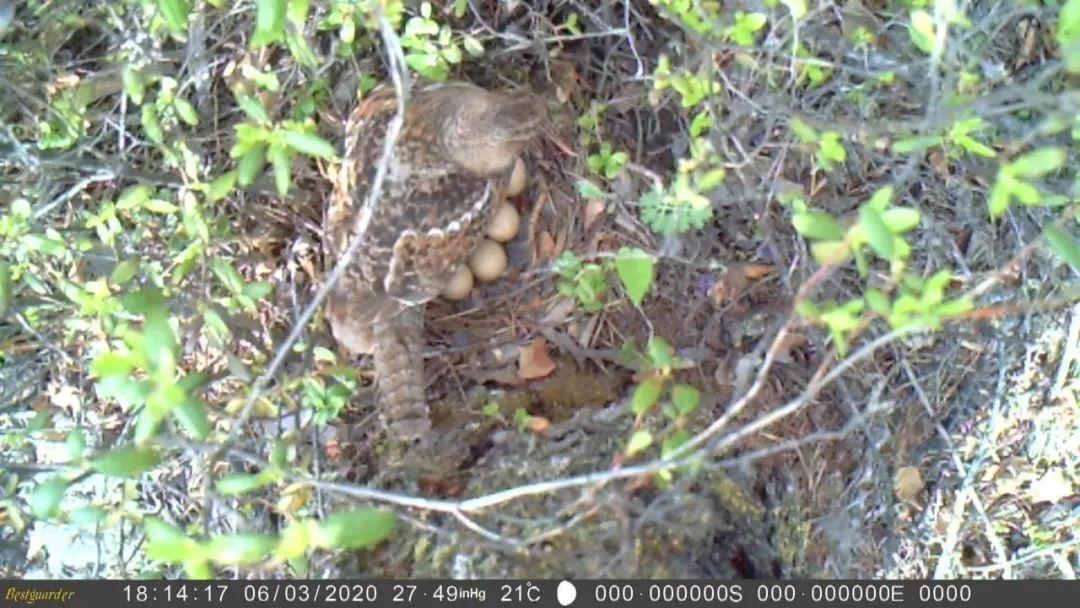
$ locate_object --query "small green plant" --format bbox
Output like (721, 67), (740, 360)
(553, 248), (656, 312)
(790, 118), (846, 172)
(142, 508), (394, 577)
(987, 147), (1067, 218)
(91, 289), (210, 443)
(639, 139), (725, 235)
(553, 251), (609, 313)
(788, 187), (974, 353)
(587, 142), (629, 180)
(621, 337), (702, 480)
(892, 116), (997, 159)
(229, 95), (338, 196)
(399, 2), (483, 80)
(723, 12), (767, 46)
(652, 55), (721, 110)
(650, 0), (719, 35)
(1060, 0), (1080, 73)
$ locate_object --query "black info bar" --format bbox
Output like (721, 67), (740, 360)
(2, 580), (1076, 608)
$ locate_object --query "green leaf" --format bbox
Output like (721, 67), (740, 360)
(810, 240), (850, 265)
(288, 0), (310, 24)
(22, 234), (67, 256)
(117, 185), (153, 210)
(66, 429), (86, 461)
(269, 145), (292, 196)
(237, 144), (267, 187)
(783, 0), (807, 20)
(646, 336), (675, 368)
(315, 508), (396, 550)
(173, 399), (210, 440)
(792, 210), (844, 241)
(206, 534), (277, 565)
(955, 135), (996, 158)
(576, 180), (605, 199)
(881, 208), (921, 233)
(145, 518), (197, 563)
(864, 288), (891, 316)
(159, 0), (192, 36)
(217, 472), (276, 496)
(281, 130), (337, 159)
(789, 117), (817, 143)
(988, 179), (1011, 218)
(909, 9), (936, 54)
(206, 170), (238, 203)
(859, 205), (895, 260)
(30, 477), (68, 519)
(1060, 0), (1080, 71)
(122, 67), (146, 105)
(238, 97), (271, 124)
(922, 270), (952, 306)
(891, 135), (943, 155)
(0, 261), (11, 317)
(141, 104), (164, 144)
(92, 352), (136, 379)
(211, 260), (245, 294)
(144, 198), (179, 214)
(1045, 225), (1080, 270)
(867, 186), (894, 211)
(110, 259), (140, 285)
(251, 0), (287, 48)
(697, 168), (726, 192)
(671, 384), (701, 415)
(934, 297), (973, 318)
(90, 446), (160, 478)
(625, 430), (653, 457)
(463, 35), (484, 57)
(173, 97), (199, 126)
(614, 247), (654, 306)
(1007, 148), (1066, 179)
(631, 377), (664, 415)
(405, 52), (449, 81)
(661, 429), (692, 460)
(1011, 179), (1042, 206)
(70, 506), (107, 527)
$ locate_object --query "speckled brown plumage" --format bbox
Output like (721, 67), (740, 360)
(325, 81), (548, 441)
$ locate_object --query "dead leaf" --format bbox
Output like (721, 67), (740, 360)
(518, 338), (557, 380)
(743, 264), (774, 280)
(540, 297), (576, 326)
(537, 230), (557, 261)
(710, 263), (774, 306)
(418, 476), (464, 498)
(773, 332), (809, 364)
(584, 199), (606, 230)
(276, 483), (312, 515)
(529, 416), (551, 434)
(710, 266), (749, 307)
(893, 465), (924, 502)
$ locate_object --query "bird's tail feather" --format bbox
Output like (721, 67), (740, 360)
(371, 302), (431, 440)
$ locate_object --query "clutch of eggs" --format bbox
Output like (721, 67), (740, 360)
(440, 239), (506, 301)
(440, 159), (527, 302)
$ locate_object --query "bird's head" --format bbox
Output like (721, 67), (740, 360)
(436, 87), (568, 175)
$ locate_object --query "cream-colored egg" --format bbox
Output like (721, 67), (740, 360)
(486, 203), (520, 243)
(468, 239), (508, 283)
(440, 265), (474, 301)
(505, 157), (527, 197)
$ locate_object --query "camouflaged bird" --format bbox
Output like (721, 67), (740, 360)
(324, 81), (551, 441)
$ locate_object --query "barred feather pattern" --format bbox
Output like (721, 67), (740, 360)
(325, 82), (546, 441)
